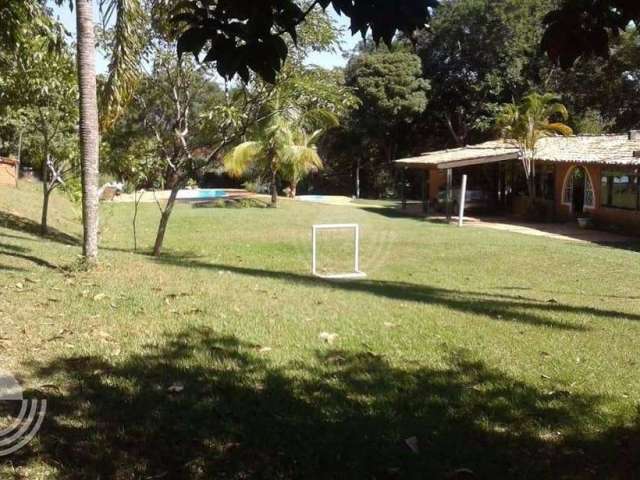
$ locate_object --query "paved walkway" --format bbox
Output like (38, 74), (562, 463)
(459, 216), (636, 245)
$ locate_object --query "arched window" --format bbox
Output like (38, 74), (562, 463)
(563, 167), (595, 210)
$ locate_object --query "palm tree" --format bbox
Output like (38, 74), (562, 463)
(225, 114), (330, 206)
(5, 0), (143, 264)
(60, 0), (145, 265)
(280, 129), (325, 198)
(497, 92), (573, 202)
(75, 0), (100, 264)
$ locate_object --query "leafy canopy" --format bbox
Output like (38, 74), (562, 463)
(542, 0), (640, 67)
(346, 51), (428, 125)
(172, 0), (438, 82)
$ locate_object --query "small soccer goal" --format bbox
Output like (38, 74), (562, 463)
(312, 224), (367, 280)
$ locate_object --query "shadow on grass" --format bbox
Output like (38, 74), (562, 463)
(9, 327), (639, 479)
(360, 206), (429, 220)
(0, 241), (60, 270)
(153, 256), (640, 330)
(0, 211), (79, 246)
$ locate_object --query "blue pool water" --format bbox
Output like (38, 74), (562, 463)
(177, 189), (229, 200)
(297, 195), (327, 202)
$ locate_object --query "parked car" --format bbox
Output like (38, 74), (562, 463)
(436, 188), (490, 212)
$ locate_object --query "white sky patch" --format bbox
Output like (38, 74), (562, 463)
(49, 1), (358, 75)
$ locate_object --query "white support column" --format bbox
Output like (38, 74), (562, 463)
(458, 174), (468, 227)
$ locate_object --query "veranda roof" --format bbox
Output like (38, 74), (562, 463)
(394, 140), (518, 170)
(395, 134), (640, 170)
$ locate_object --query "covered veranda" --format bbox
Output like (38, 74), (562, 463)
(395, 141), (520, 219)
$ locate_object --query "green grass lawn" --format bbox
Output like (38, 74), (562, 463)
(0, 182), (639, 479)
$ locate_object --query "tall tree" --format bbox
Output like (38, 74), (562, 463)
(0, 38), (79, 234)
(49, 0), (145, 265)
(75, 0), (101, 264)
(344, 50), (428, 196)
(417, 0), (558, 147)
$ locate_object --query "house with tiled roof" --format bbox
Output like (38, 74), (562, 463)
(395, 132), (640, 233)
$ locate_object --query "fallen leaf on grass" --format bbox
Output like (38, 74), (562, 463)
(93, 293), (107, 302)
(258, 347), (272, 353)
(46, 328), (72, 342)
(384, 322), (397, 328)
(319, 332), (338, 344)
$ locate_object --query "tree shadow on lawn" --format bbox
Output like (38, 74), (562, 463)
(9, 327), (639, 479)
(153, 256), (640, 331)
(0, 240), (60, 270)
(0, 210), (79, 246)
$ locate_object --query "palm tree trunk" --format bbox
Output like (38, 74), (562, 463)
(270, 165), (278, 207)
(76, 0), (100, 265)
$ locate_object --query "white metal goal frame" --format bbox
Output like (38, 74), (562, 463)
(311, 224), (367, 280)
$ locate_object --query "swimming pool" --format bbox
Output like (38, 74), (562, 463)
(177, 189), (229, 201)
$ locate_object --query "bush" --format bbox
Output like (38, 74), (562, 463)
(192, 198), (268, 209)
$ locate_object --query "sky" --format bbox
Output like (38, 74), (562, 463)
(49, 2), (359, 74)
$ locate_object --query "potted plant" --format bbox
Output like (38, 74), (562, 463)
(577, 213), (592, 229)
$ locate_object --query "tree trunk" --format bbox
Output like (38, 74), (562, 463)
(355, 157), (361, 199)
(41, 152), (49, 236)
(41, 190), (51, 236)
(76, 0), (100, 265)
(524, 157), (537, 207)
(270, 165), (278, 207)
(445, 113), (465, 147)
(153, 182), (181, 257)
(17, 129), (23, 165)
(289, 183), (297, 199)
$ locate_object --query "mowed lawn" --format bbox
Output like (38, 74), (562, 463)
(0, 182), (639, 479)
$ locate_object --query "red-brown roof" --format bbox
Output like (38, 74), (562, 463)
(0, 156), (19, 166)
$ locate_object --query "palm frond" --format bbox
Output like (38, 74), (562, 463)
(543, 122), (574, 136)
(306, 129), (325, 147)
(224, 141), (265, 178)
(99, 0), (147, 130)
(280, 145), (323, 183)
(302, 109), (340, 130)
(545, 103), (570, 121)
